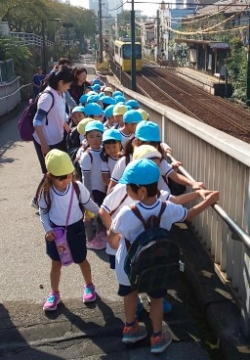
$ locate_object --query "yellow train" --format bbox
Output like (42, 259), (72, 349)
(113, 38), (142, 72)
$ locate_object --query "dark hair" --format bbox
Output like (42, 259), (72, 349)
(137, 140), (164, 158)
(129, 182), (158, 197)
(48, 65), (74, 90)
(101, 140), (121, 162)
(58, 57), (71, 66)
(39, 173), (76, 213)
(73, 66), (87, 80)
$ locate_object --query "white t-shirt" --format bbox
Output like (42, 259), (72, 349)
(102, 184), (171, 255)
(111, 199), (187, 285)
(101, 157), (118, 175)
(110, 155), (133, 183)
(79, 148), (106, 193)
(119, 130), (134, 149)
(38, 181), (98, 231)
(110, 156), (174, 193)
(33, 86), (65, 145)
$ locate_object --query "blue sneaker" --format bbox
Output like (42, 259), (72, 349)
(150, 331), (172, 354)
(122, 320), (147, 343)
(163, 300), (172, 314)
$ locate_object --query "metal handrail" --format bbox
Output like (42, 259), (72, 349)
(0, 82), (31, 100)
(169, 154), (250, 250)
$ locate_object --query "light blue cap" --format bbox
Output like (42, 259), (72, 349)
(100, 96), (115, 105)
(85, 120), (104, 133)
(104, 105), (115, 118)
(87, 94), (100, 103)
(72, 106), (85, 114)
(103, 129), (122, 142)
(91, 84), (101, 91)
(126, 99), (139, 109)
(84, 103), (104, 116)
(119, 159), (160, 185)
(113, 90), (123, 97)
(79, 94), (89, 104)
(87, 91), (98, 96)
(135, 121), (160, 142)
(92, 78), (101, 85)
(115, 95), (126, 104)
(123, 110), (143, 124)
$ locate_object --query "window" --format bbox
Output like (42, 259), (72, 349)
(122, 44), (141, 59)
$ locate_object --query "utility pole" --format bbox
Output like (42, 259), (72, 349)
(98, 0), (103, 63)
(247, 16), (250, 106)
(155, 9), (160, 62)
(131, 0), (136, 91)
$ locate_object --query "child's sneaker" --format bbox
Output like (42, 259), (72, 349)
(86, 236), (106, 250)
(122, 320), (147, 343)
(150, 331), (172, 354)
(163, 300), (172, 314)
(83, 284), (96, 303)
(43, 292), (60, 311)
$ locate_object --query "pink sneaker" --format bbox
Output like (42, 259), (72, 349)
(97, 231), (107, 244)
(83, 284), (96, 303)
(43, 292), (60, 311)
(86, 236), (106, 250)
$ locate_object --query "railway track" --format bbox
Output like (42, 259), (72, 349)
(137, 67), (250, 143)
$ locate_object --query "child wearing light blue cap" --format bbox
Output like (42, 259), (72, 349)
(113, 90), (123, 98)
(101, 129), (122, 186)
(134, 121), (205, 192)
(79, 94), (89, 106)
(79, 121), (106, 250)
(125, 99), (139, 109)
(115, 95), (126, 104)
(84, 103), (104, 120)
(103, 105), (116, 130)
(119, 110), (143, 149)
(99, 95), (115, 109)
(107, 158), (219, 354)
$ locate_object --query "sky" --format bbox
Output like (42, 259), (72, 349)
(68, 1), (160, 17)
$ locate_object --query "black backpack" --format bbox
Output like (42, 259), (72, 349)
(124, 202), (180, 293)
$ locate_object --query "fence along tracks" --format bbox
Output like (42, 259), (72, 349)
(138, 67), (250, 143)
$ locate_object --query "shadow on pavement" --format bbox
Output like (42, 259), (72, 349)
(0, 303), (64, 359)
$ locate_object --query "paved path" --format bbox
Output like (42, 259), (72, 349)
(0, 105), (215, 359)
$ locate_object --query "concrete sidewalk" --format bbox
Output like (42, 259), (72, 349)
(0, 100), (249, 359)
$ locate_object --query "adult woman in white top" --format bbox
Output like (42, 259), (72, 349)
(32, 65), (74, 207)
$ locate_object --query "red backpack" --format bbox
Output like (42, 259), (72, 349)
(18, 90), (54, 141)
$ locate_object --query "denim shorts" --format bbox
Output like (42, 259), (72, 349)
(46, 219), (87, 264)
(118, 284), (166, 299)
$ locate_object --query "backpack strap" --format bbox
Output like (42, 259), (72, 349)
(37, 90), (55, 126)
(125, 201), (166, 252)
(72, 181), (84, 215)
(110, 193), (128, 217)
(130, 201), (167, 229)
(84, 148), (93, 164)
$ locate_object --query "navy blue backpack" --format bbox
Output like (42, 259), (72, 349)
(124, 202), (181, 293)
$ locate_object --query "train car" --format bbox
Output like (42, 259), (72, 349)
(113, 38), (142, 72)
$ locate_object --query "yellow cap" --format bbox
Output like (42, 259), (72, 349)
(133, 145), (162, 161)
(113, 104), (127, 116)
(45, 149), (75, 176)
(77, 117), (94, 135)
(137, 108), (149, 121)
(104, 87), (113, 93)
